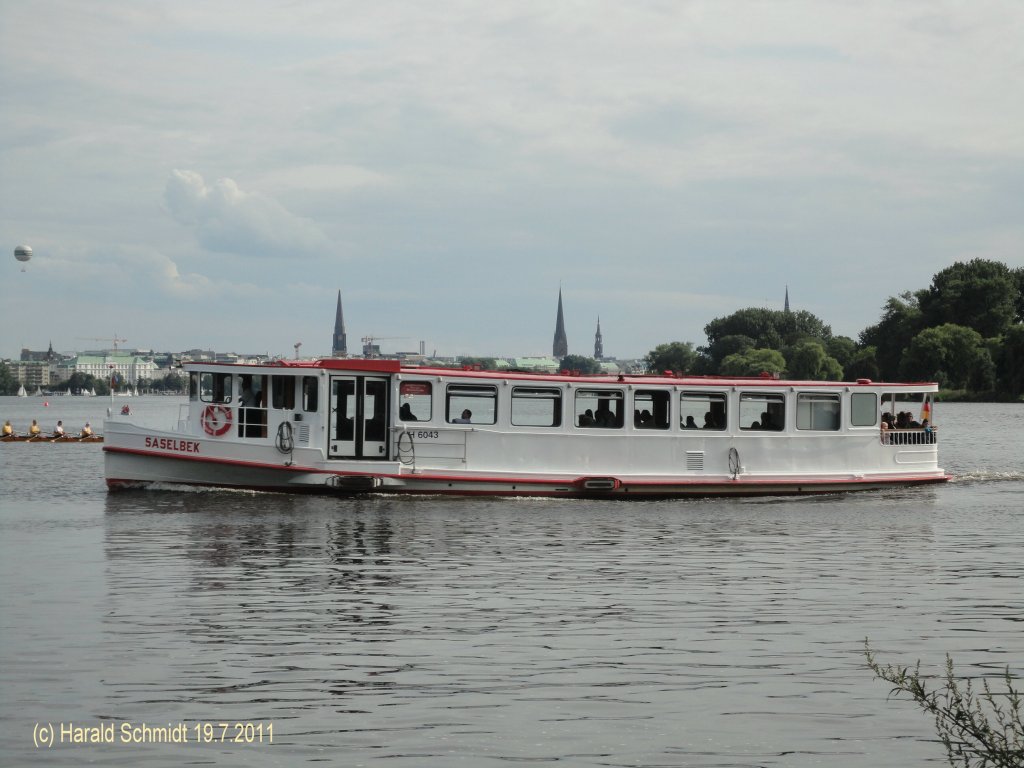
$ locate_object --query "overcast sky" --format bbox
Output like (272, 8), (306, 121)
(2, 1), (1022, 361)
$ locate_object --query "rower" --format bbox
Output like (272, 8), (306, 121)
(53, 420), (65, 437)
(81, 422), (93, 438)
(2, 420), (13, 437)
(29, 419), (41, 436)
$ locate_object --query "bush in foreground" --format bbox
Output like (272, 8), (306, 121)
(864, 640), (1023, 767)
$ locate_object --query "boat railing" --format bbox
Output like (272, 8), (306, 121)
(881, 427), (937, 446)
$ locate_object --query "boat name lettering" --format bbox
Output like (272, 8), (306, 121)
(145, 437), (201, 453)
(413, 431), (439, 440)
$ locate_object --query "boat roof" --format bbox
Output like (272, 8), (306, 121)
(181, 358), (938, 389)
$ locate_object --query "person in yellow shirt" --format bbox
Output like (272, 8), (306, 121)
(29, 419), (41, 436)
(2, 420), (13, 437)
(80, 422), (93, 438)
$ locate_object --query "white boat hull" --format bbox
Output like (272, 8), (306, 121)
(104, 425), (948, 498)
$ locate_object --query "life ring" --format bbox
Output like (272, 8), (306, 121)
(201, 405), (232, 436)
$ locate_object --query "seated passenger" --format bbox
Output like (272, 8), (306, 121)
(453, 409), (472, 424)
(399, 403), (417, 421)
(579, 409), (595, 427)
(683, 415), (697, 429)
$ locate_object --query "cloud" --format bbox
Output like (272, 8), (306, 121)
(164, 170), (329, 258)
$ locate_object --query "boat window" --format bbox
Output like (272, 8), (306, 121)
(302, 376), (318, 412)
(189, 372), (199, 401)
(575, 389), (624, 428)
(850, 392), (877, 427)
(333, 379), (356, 441)
(739, 392), (785, 431)
(271, 375), (296, 410)
(399, 381), (432, 421)
(680, 392), (726, 430)
(446, 384), (496, 425)
(511, 387), (562, 427)
(239, 374), (267, 438)
(199, 372), (232, 404)
(634, 390), (669, 429)
(796, 392), (840, 430)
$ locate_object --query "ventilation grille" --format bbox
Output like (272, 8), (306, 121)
(297, 424), (310, 445)
(686, 451), (704, 471)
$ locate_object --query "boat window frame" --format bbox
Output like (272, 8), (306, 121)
(446, 383), (497, 425)
(510, 386), (563, 428)
(850, 392), (877, 427)
(633, 389), (670, 430)
(399, 381), (433, 422)
(738, 392), (786, 431)
(199, 372), (233, 404)
(679, 391), (727, 430)
(271, 375), (297, 410)
(574, 388), (625, 429)
(796, 391), (841, 431)
(302, 376), (319, 413)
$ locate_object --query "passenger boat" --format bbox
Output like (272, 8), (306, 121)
(102, 358), (950, 497)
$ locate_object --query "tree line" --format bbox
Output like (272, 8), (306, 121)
(0, 367), (186, 396)
(639, 259), (1023, 400)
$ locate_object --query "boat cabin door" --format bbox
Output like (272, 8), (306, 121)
(328, 376), (390, 460)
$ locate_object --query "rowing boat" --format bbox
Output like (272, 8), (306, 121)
(1, 435), (104, 443)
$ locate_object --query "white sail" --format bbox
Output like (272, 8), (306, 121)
(17, 385), (27, 397)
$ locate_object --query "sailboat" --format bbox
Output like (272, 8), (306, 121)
(17, 385), (27, 397)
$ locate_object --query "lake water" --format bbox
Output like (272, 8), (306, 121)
(1, 397), (1021, 767)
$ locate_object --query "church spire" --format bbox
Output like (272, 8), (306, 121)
(594, 316), (603, 360)
(784, 285), (791, 314)
(332, 290), (347, 356)
(552, 288), (568, 359)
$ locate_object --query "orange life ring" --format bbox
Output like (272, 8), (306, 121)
(201, 405), (232, 436)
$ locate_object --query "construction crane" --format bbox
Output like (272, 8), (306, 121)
(360, 336), (408, 358)
(77, 335), (127, 351)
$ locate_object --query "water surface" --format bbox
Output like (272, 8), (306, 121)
(1, 398), (1021, 766)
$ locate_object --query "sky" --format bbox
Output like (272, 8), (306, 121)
(2, 1), (1023, 361)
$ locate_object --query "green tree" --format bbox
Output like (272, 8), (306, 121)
(459, 357), (498, 370)
(919, 259), (1018, 339)
(0, 362), (17, 395)
(826, 336), (857, 371)
(720, 348), (786, 377)
(559, 354), (601, 374)
(860, 292), (925, 381)
(900, 324), (993, 390)
(645, 342), (697, 375)
(785, 340), (844, 380)
(845, 346), (881, 381)
(996, 324), (1024, 398)
(1013, 267), (1024, 322)
(702, 308), (832, 371)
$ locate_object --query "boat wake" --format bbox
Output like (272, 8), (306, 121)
(116, 482), (264, 496)
(949, 470), (1024, 485)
